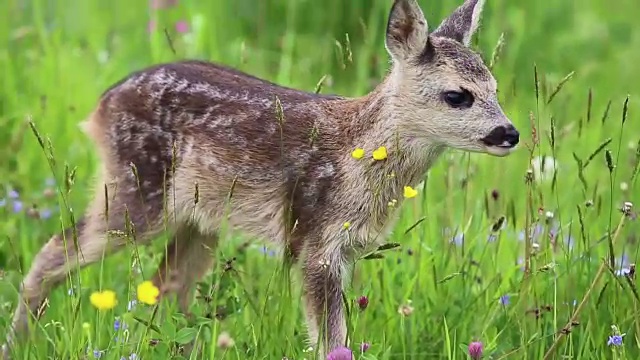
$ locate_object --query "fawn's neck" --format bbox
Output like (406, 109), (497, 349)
(334, 77), (447, 223)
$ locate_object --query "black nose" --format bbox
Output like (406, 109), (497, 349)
(481, 125), (520, 147)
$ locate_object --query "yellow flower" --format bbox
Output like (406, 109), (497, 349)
(372, 146), (388, 160)
(403, 186), (418, 199)
(351, 148), (365, 159)
(89, 290), (117, 311)
(137, 281), (160, 305)
(343, 221), (351, 230)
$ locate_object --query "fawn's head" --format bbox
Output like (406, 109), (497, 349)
(384, 0), (518, 157)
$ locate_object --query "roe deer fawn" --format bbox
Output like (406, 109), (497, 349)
(4, 0), (519, 357)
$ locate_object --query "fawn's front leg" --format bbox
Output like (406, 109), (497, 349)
(301, 245), (349, 357)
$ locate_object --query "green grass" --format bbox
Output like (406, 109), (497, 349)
(1, 0), (639, 359)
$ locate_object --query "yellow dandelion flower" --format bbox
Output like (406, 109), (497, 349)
(403, 186), (418, 199)
(137, 281), (160, 305)
(89, 290), (117, 311)
(343, 221), (351, 230)
(372, 146), (388, 160)
(351, 148), (365, 159)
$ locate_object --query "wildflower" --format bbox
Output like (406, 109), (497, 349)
(451, 232), (464, 247)
(403, 186), (418, 199)
(351, 148), (364, 159)
(499, 294), (510, 306)
(615, 255), (632, 276)
(216, 331), (235, 349)
(342, 222), (351, 230)
(90, 290), (117, 310)
(13, 201), (23, 213)
(93, 349), (103, 358)
(326, 346), (353, 360)
(8, 190), (19, 199)
(531, 155), (557, 182)
(114, 318), (124, 331)
(398, 301), (414, 317)
(43, 188), (56, 198)
(468, 341), (483, 359)
(175, 20), (189, 33)
(137, 281), (160, 305)
(259, 245), (276, 257)
(359, 342), (370, 352)
(607, 334), (625, 346)
(372, 146), (387, 160)
(41, 208), (53, 219)
(357, 296), (369, 310)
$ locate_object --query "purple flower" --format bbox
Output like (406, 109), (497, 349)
(8, 190), (19, 199)
(359, 342), (370, 352)
(175, 20), (189, 33)
(93, 349), (103, 358)
(259, 245), (276, 257)
(326, 346), (353, 360)
(499, 294), (510, 306)
(468, 341), (483, 359)
(607, 334), (625, 346)
(449, 233), (464, 246)
(40, 208), (52, 219)
(357, 296), (369, 310)
(13, 201), (23, 213)
(114, 318), (124, 331)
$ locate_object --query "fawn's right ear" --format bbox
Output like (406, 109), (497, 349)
(385, 0), (430, 62)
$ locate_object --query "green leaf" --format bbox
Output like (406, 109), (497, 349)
(174, 327), (199, 345)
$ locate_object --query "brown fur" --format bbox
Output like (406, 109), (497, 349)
(3, 0), (518, 358)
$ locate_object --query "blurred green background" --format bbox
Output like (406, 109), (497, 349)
(0, 0), (639, 359)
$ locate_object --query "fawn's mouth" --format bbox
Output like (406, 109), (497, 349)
(483, 142), (517, 157)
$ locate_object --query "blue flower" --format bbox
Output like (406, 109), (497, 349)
(607, 334), (625, 346)
(40, 208), (52, 219)
(93, 349), (103, 358)
(259, 245), (276, 257)
(114, 318), (121, 331)
(8, 190), (19, 199)
(499, 294), (510, 306)
(12, 201), (23, 213)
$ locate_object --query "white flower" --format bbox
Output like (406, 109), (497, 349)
(531, 156), (557, 182)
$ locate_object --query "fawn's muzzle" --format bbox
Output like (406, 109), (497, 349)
(481, 125), (520, 148)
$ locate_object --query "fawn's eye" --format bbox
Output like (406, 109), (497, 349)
(442, 89), (474, 109)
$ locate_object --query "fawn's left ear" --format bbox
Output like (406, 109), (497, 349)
(432, 0), (486, 47)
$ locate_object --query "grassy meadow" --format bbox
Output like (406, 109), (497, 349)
(1, 0), (640, 358)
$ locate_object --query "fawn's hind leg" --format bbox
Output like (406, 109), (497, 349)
(3, 175), (170, 356)
(151, 225), (219, 314)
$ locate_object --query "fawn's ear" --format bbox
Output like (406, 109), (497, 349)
(385, 0), (430, 62)
(432, 0), (486, 47)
